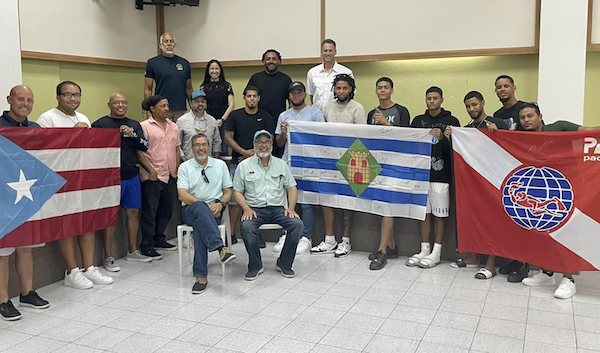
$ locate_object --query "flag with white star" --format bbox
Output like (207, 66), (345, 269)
(0, 127), (120, 247)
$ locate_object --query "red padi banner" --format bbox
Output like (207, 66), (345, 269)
(0, 128), (120, 248)
(452, 128), (600, 272)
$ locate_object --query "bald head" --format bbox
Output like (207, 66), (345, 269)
(7, 85), (34, 122)
(108, 92), (128, 119)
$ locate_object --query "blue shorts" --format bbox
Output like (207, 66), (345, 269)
(121, 176), (142, 209)
(229, 163), (238, 205)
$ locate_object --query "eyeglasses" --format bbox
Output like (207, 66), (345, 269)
(254, 140), (271, 146)
(110, 100), (128, 105)
(201, 169), (209, 183)
(192, 143), (209, 148)
(60, 93), (82, 99)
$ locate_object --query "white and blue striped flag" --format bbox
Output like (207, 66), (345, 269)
(287, 121), (432, 220)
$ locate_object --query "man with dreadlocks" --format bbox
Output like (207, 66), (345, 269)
(310, 74), (366, 258)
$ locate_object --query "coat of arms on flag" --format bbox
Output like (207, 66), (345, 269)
(452, 127), (600, 272)
(287, 121), (432, 220)
(0, 127), (121, 248)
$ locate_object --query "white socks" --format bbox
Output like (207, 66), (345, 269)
(325, 235), (336, 244)
(427, 243), (442, 263)
(341, 237), (350, 244)
(417, 242), (431, 258)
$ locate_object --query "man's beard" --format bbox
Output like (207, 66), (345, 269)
(192, 107), (204, 115)
(255, 148), (272, 158)
(291, 100), (304, 107)
(265, 65), (278, 74)
(336, 95), (349, 103)
(499, 96), (510, 103)
(195, 154), (208, 161)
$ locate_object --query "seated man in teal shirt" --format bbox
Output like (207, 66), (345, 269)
(234, 130), (304, 280)
(177, 133), (237, 294)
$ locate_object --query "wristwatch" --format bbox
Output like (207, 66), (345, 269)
(217, 199), (227, 208)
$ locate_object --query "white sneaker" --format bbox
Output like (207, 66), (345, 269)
(126, 250), (153, 263)
(83, 266), (114, 285)
(64, 268), (93, 290)
(522, 270), (556, 286)
(296, 237), (311, 254)
(554, 277), (576, 299)
(334, 240), (351, 258)
(103, 257), (120, 272)
(273, 235), (286, 253)
(310, 241), (337, 254)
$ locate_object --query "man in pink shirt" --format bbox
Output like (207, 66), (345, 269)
(139, 95), (182, 259)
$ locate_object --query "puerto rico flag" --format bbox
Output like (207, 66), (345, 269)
(288, 121), (432, 220)
(452, 127), (600, 272)
(0, 128), (120, 248)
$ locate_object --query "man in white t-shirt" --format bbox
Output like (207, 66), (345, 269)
(311, 74), (366, 258)
(306, 39), (354, 113)
(37, 81), (113, 290)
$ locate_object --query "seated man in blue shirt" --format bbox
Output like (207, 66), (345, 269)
(234, 130), (304, 280)
(177, 133), (236, 294)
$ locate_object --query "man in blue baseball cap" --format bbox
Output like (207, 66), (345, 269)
(233, 129), (304, 281)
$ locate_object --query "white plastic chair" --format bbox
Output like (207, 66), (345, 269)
(177, 204), (232, 277)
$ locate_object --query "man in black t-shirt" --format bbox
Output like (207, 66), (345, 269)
(144, 33), (193, 122)
(247, 49), (292, 157)
(92, 93), (153, 270)
(492, 74), (526, 131)
(407, 87), (460, 270)
(367, 77), (410, 270)
(445, 91), (511, 279)
(224, 86), (275, 247)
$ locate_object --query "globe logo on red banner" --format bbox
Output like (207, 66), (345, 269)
(502, 166), (574, 231)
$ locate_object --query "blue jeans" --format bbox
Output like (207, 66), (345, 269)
(241, 206), (304, 271)
(301, 204), (315, 239)
(181, 202), (224, 278)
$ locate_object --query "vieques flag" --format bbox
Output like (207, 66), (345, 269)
(452, 127), (600, 272)
(287, 121), (432, 220)
(0, 127), (120, 248)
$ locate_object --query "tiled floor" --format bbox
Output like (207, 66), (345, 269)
(3, 241), (600, 353)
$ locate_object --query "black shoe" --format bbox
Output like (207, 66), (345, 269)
(141, 248), (163, 260)
(245, 267), (264, 281)
(369, 246), (398, 260)
(0, 300), (22, 321)
(507, 264), (529, 283)
(276, 260), (295, 278)
(499, 260), (523, 275)
(259, 236), (266, 249)
(19, 290), (49, 309)
(226, 235), (238, 246)
(370, 251), (388, 270)
(191, 280), (207, 294)
(154, 241), (177, 251)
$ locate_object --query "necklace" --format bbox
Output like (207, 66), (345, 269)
(291, 107), (307, 120)
(60, 109), (78, 126)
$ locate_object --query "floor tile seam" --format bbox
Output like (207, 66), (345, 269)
(420, 327), (475, 351)
(470, 280), (493, 352)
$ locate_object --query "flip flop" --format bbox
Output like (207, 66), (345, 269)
(450, 258), (479, 268)
(418, 257), (439, 269)
(406, 254), (422, 267)
(475, 268), (496, 280)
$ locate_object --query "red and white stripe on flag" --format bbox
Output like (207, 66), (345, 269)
(0, 128), (120, 248)
(452, 128), (600, 272)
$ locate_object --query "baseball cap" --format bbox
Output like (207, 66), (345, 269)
(288, 81), (306, 93)
(191, 90), (206, 100)
(253, 129), (272, 141)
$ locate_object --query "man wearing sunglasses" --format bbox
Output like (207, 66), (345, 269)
(177, 134), (237, 293)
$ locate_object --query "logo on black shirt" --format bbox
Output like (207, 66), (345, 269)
(176, 63), (184, 71)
